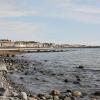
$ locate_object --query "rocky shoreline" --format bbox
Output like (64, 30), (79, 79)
(0, 55), (100, 100)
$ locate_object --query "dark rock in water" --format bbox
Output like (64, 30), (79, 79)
(66, 90), (72, 93)
(0, 88), (6, 96)
(20, 77), (24, 80)
(73, 81), (80, 84)
(64, 79), (68, 83)
(44, 60), (48, 62)
(77, 78), (81, 81)
(94, 91), (100, 96)
(24, 71), (29, 75)
(78, 65), (84, 69)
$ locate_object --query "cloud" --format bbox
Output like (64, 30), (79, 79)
(0, 0), (100, 24)
(0, 0), (39, 17)
(43, 0), (100, 24)
(0, 19), (44, 34)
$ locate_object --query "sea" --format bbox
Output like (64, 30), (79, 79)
(8, 48), (100, 99)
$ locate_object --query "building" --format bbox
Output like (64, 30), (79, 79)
(0, 39), (14, 47)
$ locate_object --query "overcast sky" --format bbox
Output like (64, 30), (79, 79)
(0, 0), (100, 45)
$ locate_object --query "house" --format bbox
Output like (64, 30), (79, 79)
(0, 39), (14, 47)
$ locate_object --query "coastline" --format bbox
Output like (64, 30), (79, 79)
(0, 54), (100, 100)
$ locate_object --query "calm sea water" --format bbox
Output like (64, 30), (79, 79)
(9, 48), (100, 98)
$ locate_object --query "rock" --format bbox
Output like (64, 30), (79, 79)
(28, 97), (37, 100)
(51, 90), (60, 96)
(11, 92), (19, 97)
(20, 92), (28, 100)
(73, 81), (80, 84)
(64, 79), (68, 83)
(0, 63), (7, 72)
(53, 96), (59, 100)
(72, 91), (82, 97)
(45, 95), (53, 99)
(78, 65), (84, 69)
(77, 78), (81, 81)
(0, 82), (3, 87)
(64, 96), (72, 100)
(9, 62), (13, 66)
(94, 91), (100, 96)
(0, 88), (6, 96)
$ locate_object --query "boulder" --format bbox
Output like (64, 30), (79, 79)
(72, 91), (82, 97)
(0, 63), (7, 72)
(53, 96), (59, 100)
(94, 91), (100, 96)
(20, 92), (28, 100)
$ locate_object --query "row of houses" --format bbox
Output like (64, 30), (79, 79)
(0, 39), (55, 48)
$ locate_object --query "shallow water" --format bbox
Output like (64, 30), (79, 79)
(8, 48), (100, 98)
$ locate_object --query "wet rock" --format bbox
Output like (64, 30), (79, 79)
(45, 95), (53, 99)
(0, 82), (4, 87)
(0, 88), (6, 96)
(51, 90), (60, 96)
(72, 91), (82, 97)
(78, 65), (84, 69)
(73, 81), (80, 85)
(20, 92), (28, 100)
(11, 92), (19, 97)
(9, 62), (13, 66)
(64, 79), (68, 83)
(20, 77), (24, 80)
(44, 60), (48, 62)
(0, 64), (7, 72)
(28, 97), (37, 100)
(64, 96), (72, 100)
(76, 78), (80, 81)
(94, 91), (100, 96)
(53, 96), (59, 100)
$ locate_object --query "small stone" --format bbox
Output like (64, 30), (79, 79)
(0, 63), (7, 72)
(53, 96), (59, 100)
(64, 96), (72, 100)
(51, 90), (60, 96)
(12, 92), (18, 97)
(64, 79), (68, 83)
(78, 65), (84, 69)
(0, 88), (6, 96)
(28, 97), (37, 100)
(72, 91), (82, 97)
(73, 81), (80, 84)
(20, 92), (28, 100)
(0, 82), (3, 87)
(9, 62), (13, 66)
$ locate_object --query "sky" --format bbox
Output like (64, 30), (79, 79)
(0, 0), (100, 45)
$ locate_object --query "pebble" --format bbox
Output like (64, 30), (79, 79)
(64, 79), (68, 83)
(72, 91), (82, 97)
(20, 92), (28, 100)
(78, 65), (84, 69)
(64, 96), (72, 100)
(0, 87), (6, 96)
(51, 90), (60, 96)
(53, 96), (59, 100)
